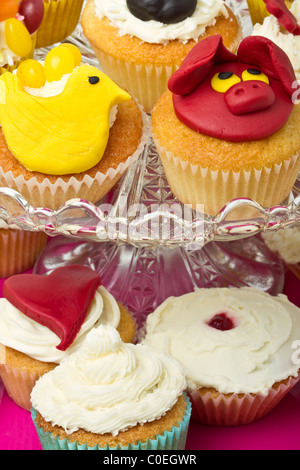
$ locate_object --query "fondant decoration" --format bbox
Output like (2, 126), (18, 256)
(3, 265), (102, 351)
(17, 58), (46, 88)
(126, 0), (197, 24)
(44, 45), (78, 82)
(263, 0), (300, 35)
(18, 0), (44, 35)
(0, 0), (44, 61)
(0, 62), (131, 175)
(168, 34), (298, 142)
(0, 0), (18, 22)
(5, 17), (32, 57)
(207, 312), (235, 331)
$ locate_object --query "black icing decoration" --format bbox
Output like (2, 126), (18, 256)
(247, 68), (261, 75)
(126, 0), (198, 25)
(89, 76), (100, 84)
(218, 72), (234, 80)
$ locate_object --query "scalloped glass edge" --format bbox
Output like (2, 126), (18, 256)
(0, 0), (299, 249)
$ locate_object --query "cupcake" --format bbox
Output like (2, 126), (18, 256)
(0, 265), (136, 411)
(0, 0), (44, 74)
(262, 226), (300, 278)
(35, 0), (84, 48)
(151, 34), (300, 216)
(31, 324), (191, 450)
(81, 0), (242, 113)
(0, 44), (147, 210)
(251, 0), (300, 80)
(142, 287), (300, 426)
(0, 221), (47, 278)
(247, 0), (294, 26)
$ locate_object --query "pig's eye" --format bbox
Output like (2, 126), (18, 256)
(242, 68), (269, 84)
(211, 72), (241, 93)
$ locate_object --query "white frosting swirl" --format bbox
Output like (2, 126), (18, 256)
(0, 286), (120, 363)
(31, 325), (186, 436)
(252, 0), (300, 79)
(262, 226), (300, 264)
(94, 0), (229, 44)
(142, 287), (300, 395)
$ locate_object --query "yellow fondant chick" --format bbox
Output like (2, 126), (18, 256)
(0, 65), (131, 175)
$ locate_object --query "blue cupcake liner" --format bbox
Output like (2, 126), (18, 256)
(31, 394), (191, 451)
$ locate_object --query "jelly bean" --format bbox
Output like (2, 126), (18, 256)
(17, 59), (46, 88)
(19, 0), (45, 34)
(5, 18), (32, 57)
(59, 44), (82, 67)
(0, 0), (19, 23)
(44, 46), (75, 82)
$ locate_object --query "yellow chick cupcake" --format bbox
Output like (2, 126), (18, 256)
(0, 44), (147, 210)
(0, 0), (43, 75)
(0, 265), (136, 411)
(81, 0), (242, 113)
(30, 325), (191, 450)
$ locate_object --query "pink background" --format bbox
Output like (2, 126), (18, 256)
(0, 269), (300, 450)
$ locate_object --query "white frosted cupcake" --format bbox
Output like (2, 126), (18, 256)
(0, 265), (136, 411)
(142, 287), (300, 426)
(31, 325), (191, 450)
(262, 226), (300, 279)
(81, 0), (242, 113)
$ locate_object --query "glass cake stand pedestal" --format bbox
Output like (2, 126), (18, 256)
(0, 0), (298, 328)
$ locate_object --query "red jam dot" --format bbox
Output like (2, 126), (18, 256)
(207, 313), (235, 331)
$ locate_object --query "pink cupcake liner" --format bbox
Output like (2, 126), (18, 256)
(189, 374), (300, 426)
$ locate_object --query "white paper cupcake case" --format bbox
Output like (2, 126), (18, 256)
(0, 107), (149, 210)
(189, 374), (300, 426)
(153, 135), (300, 217)
(0, 352), (44, 412)
(91, 49), (178, 114)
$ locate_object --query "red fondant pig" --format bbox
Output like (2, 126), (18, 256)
(168, 34), (299, 141)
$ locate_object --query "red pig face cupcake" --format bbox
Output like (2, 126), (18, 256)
(151, 34), (300, 216)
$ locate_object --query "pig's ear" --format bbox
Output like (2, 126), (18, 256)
(263, 0), (300, 35)
(237, 36), (297, 97)
(168, 34), (237, 96)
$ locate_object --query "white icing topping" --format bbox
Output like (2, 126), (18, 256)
(30, 325), (186, 436)
(142, 287), (300, 395)
(252, 0), (300, 79)
(94, 0), (229, 44)
(262, 226), (300, 264)
(0, 286), (120, 363)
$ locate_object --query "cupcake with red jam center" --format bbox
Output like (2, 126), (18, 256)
(142, 287), (300, 426)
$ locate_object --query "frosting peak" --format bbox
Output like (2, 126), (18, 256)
(31, 325), (186, 436)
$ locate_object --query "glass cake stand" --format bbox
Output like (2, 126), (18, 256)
(0, 0), (298, 325)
